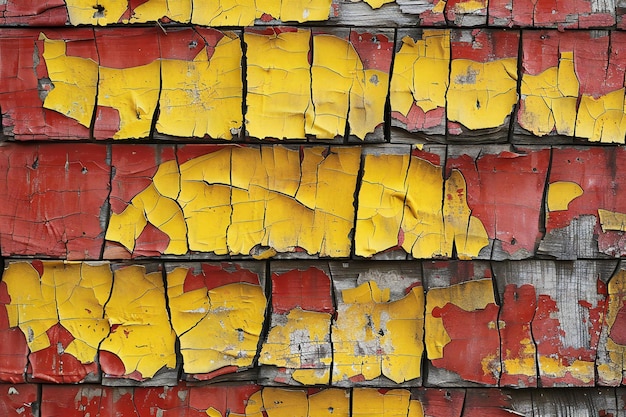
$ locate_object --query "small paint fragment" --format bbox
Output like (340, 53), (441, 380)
(547, 182), (584, 211)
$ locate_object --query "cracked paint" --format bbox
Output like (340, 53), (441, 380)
(598, 266), (626, 386)
(192, 0), (333, 25)
(446, 148), (550, 260)
(0, 1), (68, 25)
(0, 282), (28, 383)
(331, 262), (424, 385)
(99, 264), (176, 382)
(494, 261), (614, 387)
(540, 147), (626, 259)
(445, 0), (488, 26)
(519, 31), (626, 143)
(424, 262), (500, 386)
(156, 28), (242, 139)
(166, 262), (266, 380)
(0, 384), (38, 417)
(106, 145), (360, 258)
(1, 261), (111, 383)
(260, 265), (333, 385)
(0, 144), (109, 259)
(488, 0), (616, 28)
(391, 29), (449, 136)
(352, 388), (419, 417)
(447, 30), (519, 136)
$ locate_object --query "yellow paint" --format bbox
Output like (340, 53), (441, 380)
(576, 89), (626, 143)
(100, 265), (176, 378)
(425, 279), (495, 360)
(40, 35), (98, 128)
(279, 0), (332, 22)
(167, 266), (266, 375)
(157, 32), (242, 139)
(502, 356), (537, 381)
(192, 0), (330, 25)
(391, 30), (450, 117)
(244, 391), (264, 417)
(245, 29), (312, 139)
(333, 282), (424, 383)
(443, 169), (489, 259)
(599, 269), (626, 384)
(108, 146), (359, 257)
(352, 389), (412, 417)
(98, 61), (161, 139)
(308, 389), (350, 417)
(538, 356), (594, 384)
(3, 262), (112, 363)
(448, 58), (518, 130)
(599, 209), (626, 232)
(128, 0), (192, 23)
(356, 153), (487, 259)
(519, 52), (579, 136)
(547, 181), (584, 211)
(65, 0), (128, 25)
(454, 0), (486, 12)
(260, 308), (331, 384)
(206, 407), (223, 417)
(262, 388), (308, 417)
(363, 0), (395, 8)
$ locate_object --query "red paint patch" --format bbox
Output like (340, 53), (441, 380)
(132, 223), (170, 258)
(451, 29), (519, 62)
(0, 384), (38, 417)
(432, 302), (500, 385)
(189, 384), (261, 415)
(99, 350), (127, 377)
(271, 267), (334, 314)
(349, 31), (393, 73)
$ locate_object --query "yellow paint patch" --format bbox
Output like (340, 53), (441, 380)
(157, 32), (242, 139)
(576, 89), (626, 143)
(262, 388), (308, 417)
(98, 61), (161, 139)
(519, 52), (579, 136)
(167, 267), (266, 375)
(453, 0), (486, 12)
(308, 389), (350, 417)
(538, 356), (594, 384)
(66, 0), (128, 25)
(40, 35), (98, 128)
(599, 269), (626, 384)
(245, 29), (312, 139)
(599, 209), (626, 232)
(128, 0), (192, 23)
(260, 308), (331, 384)
(443, 169), (489, 259)
(3, 261), (112, 362)
(391, 30), (450, 116)
(333, 282), (424, 384)
(363, 0), (395, 8)
(448, 58), (518, 130)
(547, 181), (584, 211)
(352, 389), (412, 417)
(107, 146), (360, 257)
(100, 265), (176, 378)
(425, 279), (495, 360)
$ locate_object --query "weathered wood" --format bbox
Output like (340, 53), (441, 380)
(489, 0), (616, 28)
(329, 261), (424, 386)
(259, 262), (333, 386)
(423, 261), (500, 387)
(494, 260), (617, 387)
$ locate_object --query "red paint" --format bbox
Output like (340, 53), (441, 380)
(0, 144), (109, 259)
(95, 27), (159, 68)
(99, 350), (128, 378)
(134, 385), (191, 416)
(349, 31), (393, 73)
(451, 29), (519, 62)
(271, 267), (334, 314)
(0, 384), (38, 417)
(489, 0), (615, 28)
(462, 389), (516, 417)
(182, 263), (260, 293)
(0, 1), (68, 25)
(28, 323), (98, 383)
(0, 283), (28, 383)
(393, 106), (446, 133)
(411, 148), (442, 166)
(432, 302), (500, 385)
(415, 388), (465, 417)
(499, 284), (537, 387)
(0, 30), (91, 140)
(132, 223), (170, 257)
(41, 385), (141, 417)
(189, 365), (239, 381)
(93, 106), (122, 140)
(158, 27), (226, 61)
(547, 147), (626, 257)
(176, 144), (233, 165)
(189, 385), (261, 415)
(447, 149), (550, 257)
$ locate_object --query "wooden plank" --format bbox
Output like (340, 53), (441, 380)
(494, 260), (617, 387)
(423, 261), (500, 387)
(538, 146), (626, 259)
(330, 261), (424, 386)
(597, 262), (626, 386)
(100, 263), (178, 386)
(514, 31), (626, 145)
(0, 144), (109, 259)
(446, 146), (550, 260)
(489, 0), (616, 28)
(447, 29), (519, 142)
(165, 261), (267, 383)
(532, 387), (619, 416)
(390, 29), (449, 141)
(260, 262), (333, 386)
